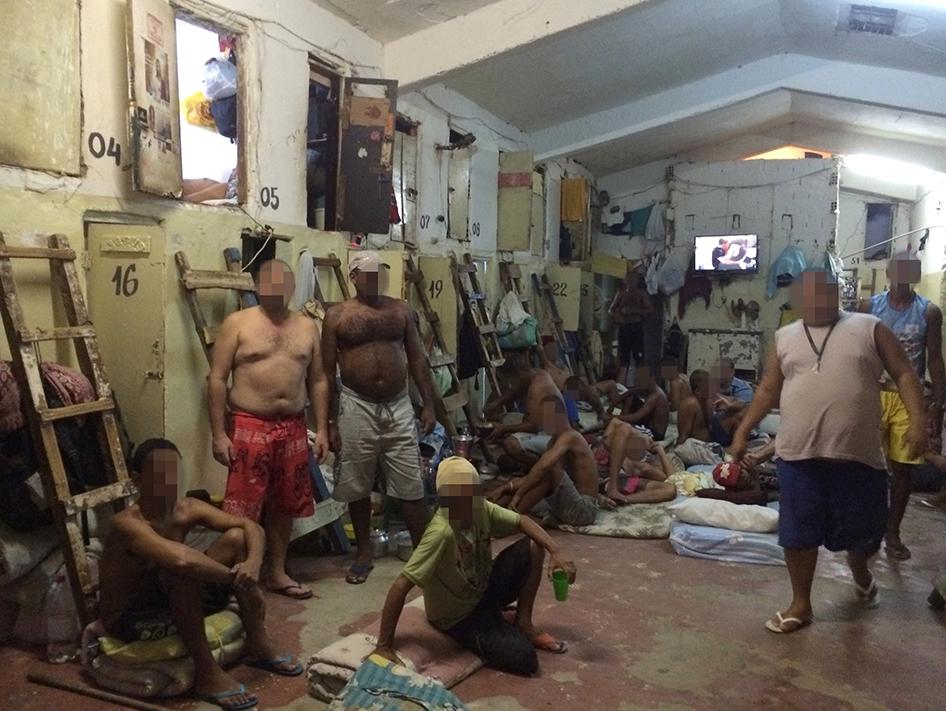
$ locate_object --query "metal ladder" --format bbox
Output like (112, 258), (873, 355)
(0, 233), (135, 625)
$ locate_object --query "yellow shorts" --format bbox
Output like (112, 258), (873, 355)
(880, 390), (923, 465)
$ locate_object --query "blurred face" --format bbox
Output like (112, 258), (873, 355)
(352, 269), (382, 298)
(716, 363), (734, 388)
(692, 374), (709, 398)
(138, 449), (180, 504)
(257, 261), (294, 311)
(632, 366), (654, 392)
(888, 258), (921, 289)
(439, 483), (482, 528)
(793, 271), (839, 326)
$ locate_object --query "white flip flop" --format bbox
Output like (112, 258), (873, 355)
(855, 573), (880, 608)
(765, 611), (812, 634)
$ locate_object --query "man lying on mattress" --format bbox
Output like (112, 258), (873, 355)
(602, 419), (677, 505)
(372, 457), (577, 676)
(99, 439), (302, 711)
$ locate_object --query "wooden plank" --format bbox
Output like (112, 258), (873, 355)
(39, 397), (114, 422)
(65, 480), (137, 515)
(504, 263), (522, 279)
(203, 325), (219, 346)
(19, 325), (97, 342)
(428, 353), (455, 368)
(441, 392), (469, 411)
(456, 263), (477, 273)
(224, 247), (258, 309)
(313, 257), (342, 268)
(181, 270), (256, 292)
(478, 324), (496, 335)
(0, 246), (75, 260)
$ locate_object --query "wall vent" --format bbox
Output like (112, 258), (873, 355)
(841, 4), (898, 35)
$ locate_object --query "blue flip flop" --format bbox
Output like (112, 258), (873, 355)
(193, 683), (258, 710)
(247, 654), (304, 676)
(346, 561), (374, 585)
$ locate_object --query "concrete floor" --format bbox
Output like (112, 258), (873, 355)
(2, 496), (944, 710)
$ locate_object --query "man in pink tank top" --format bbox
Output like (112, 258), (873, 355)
(731, 270), (926, 634)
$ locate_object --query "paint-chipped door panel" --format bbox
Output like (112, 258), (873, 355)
(125, 0), (183, 197)
(86, 223), (166, 447)
(392, 132), (418, 245)
(448, 147), (471, 242)
(336, 78), (398, 235)
(497, 151), (534, 252)
(0, 0), (80, 174)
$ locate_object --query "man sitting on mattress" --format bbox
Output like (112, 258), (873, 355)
(372, 457), (577, 676)
(613, 364), (670, 442)
(603, 419), (677, 505)
(674, 370), (745, 466)
(490, 395), (616, 525)
(99, 439), (303, 711)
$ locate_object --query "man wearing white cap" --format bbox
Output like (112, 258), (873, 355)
(373, 457), (577, 675)
(322, 250), (437, 584)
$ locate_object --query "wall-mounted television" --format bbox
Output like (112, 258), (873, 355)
(694, 234), (759, 274)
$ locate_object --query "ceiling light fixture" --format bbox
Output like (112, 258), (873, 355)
(842, 153), (938, 184)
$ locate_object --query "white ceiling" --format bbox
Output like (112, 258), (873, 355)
(308, 0), (508, 42)
(438, 0), (946, 132)
(568, 89), (946, 175)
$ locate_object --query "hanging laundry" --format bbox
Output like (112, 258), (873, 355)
(677, 270), (713, 319)
(644, 202), (664, 245)
(457, 310), (486, 379)
(559, 222), (574, 263)
(560, 177), (589, 222)
(766, 245), (808, 298)
(607, 204), (654, 236)
(389, 184), (402, 225)
(291, 249), (314, 311)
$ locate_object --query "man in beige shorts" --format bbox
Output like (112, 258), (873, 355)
(322, 251), (436, 584)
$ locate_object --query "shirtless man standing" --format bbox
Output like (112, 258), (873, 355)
(491, 395), (611, 526)
(100, 440), (302, 711)
(209, 259), (329, 600)
(610, 272), (653, 386)
(486, 355), (567, 469)
(322, 251), (436, 585)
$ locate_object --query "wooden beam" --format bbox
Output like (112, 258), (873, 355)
(19, 325), (96, 342)
(39, 398), (114, 422)
(0, 246), (75, 260)
(181, 270), (256, 292)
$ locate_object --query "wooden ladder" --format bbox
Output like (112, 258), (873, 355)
(499, 261), (548, 368)
(404, 254), (473, 438)
(532, 272), (579, 374)
(451, 254), (505, 396)
(0, 233), (136, 625)
(174, 249), (348, 553)
(311, 252), (352, 307)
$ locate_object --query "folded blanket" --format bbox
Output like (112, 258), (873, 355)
(329, 654), (468, 710)
(556, 503), (671, 539)
(670, 521), (784, 566)
(307, 598), (483, 703)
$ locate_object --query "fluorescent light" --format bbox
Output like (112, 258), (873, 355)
(842, 154), (937, 184)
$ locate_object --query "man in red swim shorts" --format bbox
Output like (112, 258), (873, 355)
(208, 259), (330, 600)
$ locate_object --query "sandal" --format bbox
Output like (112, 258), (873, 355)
(193, 683), (258, 710)
(529, 631), (568, 654)
(854, 573), (880, 608)
(764, 611), (812, 634)
(884, 541), (912, 561)
(265, 582), (313, 600)
(346, 561), (375, 585)
(247, 654), (304, 677)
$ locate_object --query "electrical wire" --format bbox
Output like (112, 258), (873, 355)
(416, 90), (529, 148)
(239, 227), (275, 272)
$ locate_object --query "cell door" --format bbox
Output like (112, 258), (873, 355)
(85, 223), (166, 448)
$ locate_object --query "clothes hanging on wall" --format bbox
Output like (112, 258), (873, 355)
(560, 177), (589, 222)
(559, 222), (574, 262)
(677, 270), (713, 319)
(766, 245), (808, 298)
(643, 202), (664, 245)
(457, 310), (486, 379)
(606, 203), (653, 236)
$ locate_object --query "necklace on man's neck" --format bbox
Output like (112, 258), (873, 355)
(802, 313), (841, 373)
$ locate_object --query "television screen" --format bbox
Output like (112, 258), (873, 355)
(694, 234), (759, 273)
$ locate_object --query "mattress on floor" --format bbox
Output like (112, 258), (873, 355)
(669, 520), (784, 566)
(555, 502), (672, 539)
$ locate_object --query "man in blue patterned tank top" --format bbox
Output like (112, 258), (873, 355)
(860, 253), (945, 561)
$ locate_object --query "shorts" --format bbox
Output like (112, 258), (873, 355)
(777, 458), (888, 555)
(332, 386), (423, 503)
(510, 432), (552, 455)
(106, 570), (232, 642)
(544, 474), (598, 527)
(617, 322), (644, 366)
(223, 411), (313, 521)
(710, 414), (733, 448)
(880, 390), (922, 464)
(447, 537), (537, 676)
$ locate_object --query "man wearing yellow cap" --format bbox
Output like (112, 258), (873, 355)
(372, 457), (577, 676)
(322, 250), (437, 585)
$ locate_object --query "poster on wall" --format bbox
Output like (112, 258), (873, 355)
(126, 0), (183, 196)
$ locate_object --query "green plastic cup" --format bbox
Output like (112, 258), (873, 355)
(552, 569), (569, 602)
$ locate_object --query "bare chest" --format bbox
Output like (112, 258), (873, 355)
(236, 325), (312, 365)
(338, 309), (405, 349)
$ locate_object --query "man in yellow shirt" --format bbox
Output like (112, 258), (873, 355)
(372, 457), (577, 676)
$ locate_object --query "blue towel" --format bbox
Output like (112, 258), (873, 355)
(330, 654), (469, 711)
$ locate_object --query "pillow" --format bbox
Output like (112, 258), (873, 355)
(668, 497), (778, 533)
(98, 610), (243, 664)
